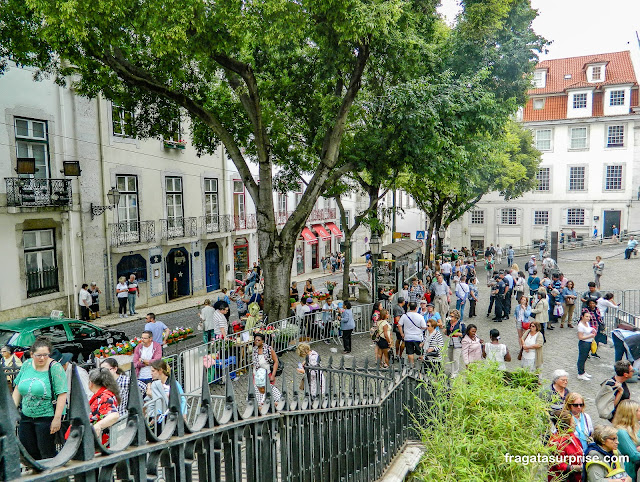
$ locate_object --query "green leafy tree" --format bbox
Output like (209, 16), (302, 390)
(0, 0), (437, 320)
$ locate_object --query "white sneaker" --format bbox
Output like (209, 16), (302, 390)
(584, 373), (592, 378)
(577, 374), (589, 380)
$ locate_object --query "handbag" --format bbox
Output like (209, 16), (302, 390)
(517, 347), (523, 361)
(521, 321), (531, 330)
(590, 340), (598, 354)
(595, 379), (619, 420)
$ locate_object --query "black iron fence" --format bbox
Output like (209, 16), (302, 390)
(5, 178), (72, 208)
(109, 220), (156, 247)
(26, 267), (59, 297)
(0, 357), (430, 481)
(200, 214), (233, 235)
(161, 217), (198, 240)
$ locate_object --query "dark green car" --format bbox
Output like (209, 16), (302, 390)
(0, 316), (128, 362)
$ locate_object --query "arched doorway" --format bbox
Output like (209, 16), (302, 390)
(166, 247), (190, 300)
(205, 242), (220, 292)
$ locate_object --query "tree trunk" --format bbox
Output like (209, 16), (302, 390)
(259, 230), (296, 323)
(341, 236), (352, 298)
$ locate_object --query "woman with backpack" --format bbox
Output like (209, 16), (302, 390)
(372, 309), (392, 368)
(296, 343), (325, 398)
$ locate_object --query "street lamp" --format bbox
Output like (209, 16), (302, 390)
(370, 233), (382, 303)
(91, 187), (121, 220)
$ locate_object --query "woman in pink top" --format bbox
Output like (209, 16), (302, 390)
(461, 324), (484, 367)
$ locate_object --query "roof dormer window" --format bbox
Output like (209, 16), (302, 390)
(533, 70), (546, 88)
(587, 63), (606, 83)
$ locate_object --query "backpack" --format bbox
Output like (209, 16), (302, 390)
(595, 378), (619, 420)
(524, 261), (530, 272)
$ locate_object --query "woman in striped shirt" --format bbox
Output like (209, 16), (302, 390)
(423, 318), (444, 374)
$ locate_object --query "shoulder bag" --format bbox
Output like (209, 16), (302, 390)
(595, 379), (619, 420)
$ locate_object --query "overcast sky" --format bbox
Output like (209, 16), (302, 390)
(438, 0), (640, 60)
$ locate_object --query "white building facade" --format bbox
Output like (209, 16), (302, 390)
(449, 50), (640, 250)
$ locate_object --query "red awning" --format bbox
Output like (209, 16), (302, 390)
(301, 227), (318, 244)
(312, 224), (331, 240)
(326, 222), (343, 237)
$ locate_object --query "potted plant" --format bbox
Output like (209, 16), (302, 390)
(325, 281), (337, 296)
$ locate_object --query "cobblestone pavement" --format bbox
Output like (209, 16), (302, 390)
(100, 242), (640, 422)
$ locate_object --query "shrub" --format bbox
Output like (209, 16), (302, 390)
(412, 362), (553, 481)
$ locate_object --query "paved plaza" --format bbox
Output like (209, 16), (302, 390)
(96, 241), (639, 422)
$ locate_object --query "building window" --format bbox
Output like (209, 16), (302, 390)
(609, 90), (625, 106)
(569, 127), (588, 149)
(471, 210), (484, 224)
(534, 211), (549, 225)
(204, 178), (218, 218)
(116, 254), (147, 282)
(501, 208), (517, 225)
(572, 93), (587, 109)
(533, 71), (545, 88)
(605, 165), (623, 191)
(278, 193), (287, 213)
(607, 125), (625, 148)
(112, 105), (134, 137)
(233, 180), (245, 221)
(165, 177), (184, 230)
(569, 166), (585, 191)
(294, 183), (303, 207)
(116, 175), (139, 229)
(567, 208), (585, 226)
(24, 229), (58, 297)
(535, 129), (552, 151)
(340, 210), (351, 232)
(532, 98), (545, 110)
(591, 66), (602, 81)
(15, 118), (50, 179)
(536, 168), (550, 191)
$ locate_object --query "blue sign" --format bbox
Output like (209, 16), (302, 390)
(416, 231), (425, 240)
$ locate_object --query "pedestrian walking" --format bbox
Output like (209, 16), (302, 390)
(576, 311), (596, 380)
(495, 244), (503, 264)
(625, 236), (638, 259)
(507, 246), (514, 267)
(89, 282), (101, 318)
(612, 224), (619, 242)
(519, 321), (543, 372)
(339, 300), (355, 354)
(538, 239), (546, 260)
(454, 276), (469, 322)
(127, 274), (139, 315)
(484, 255), (495, 283)
(116, 276), (129, 317)
(78, 283), (92, 321)
(561, 280), (578, 328)
(593, 225), (598, 239)
(446, 309), (465, 378)
(593, 256), (604, 289)
(144, 313), (170, 346)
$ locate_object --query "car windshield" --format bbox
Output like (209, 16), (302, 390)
(0, 330), (19, 346)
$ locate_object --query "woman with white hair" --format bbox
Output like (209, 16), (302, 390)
(548, 369), (570, 407)
(115, 276), (129, 318)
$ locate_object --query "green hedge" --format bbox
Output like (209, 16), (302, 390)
(412, 363), (553, 481)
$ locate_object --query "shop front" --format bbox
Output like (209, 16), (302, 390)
(233, 237), (249, 282)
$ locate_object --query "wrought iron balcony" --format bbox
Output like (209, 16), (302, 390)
(308, 208), (323, 222)
(109, 221), (156, 247)
(276, 211), (290, 225)
(233, 213), (257, 230)
(5, 178), (72, 208)
(161, 217), (198, 240)
(26, 267), (59, 298)
(200, 214), (232, 235)
(324, 207), (337, 219)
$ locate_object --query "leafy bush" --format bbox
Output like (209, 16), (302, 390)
(412, 363), (553, 481)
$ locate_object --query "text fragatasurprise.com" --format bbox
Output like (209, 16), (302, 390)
(504, 453), (630, 465)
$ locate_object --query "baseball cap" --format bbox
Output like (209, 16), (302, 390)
(306, 297), (313, 304)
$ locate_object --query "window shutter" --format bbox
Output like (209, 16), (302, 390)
(561, 209), (568, 226)
(583, 209), (591, 226)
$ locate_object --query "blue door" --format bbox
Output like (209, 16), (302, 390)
(205, 242), (220, 292)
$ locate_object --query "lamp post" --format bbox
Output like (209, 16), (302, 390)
(438, 226), (446, 263)
(91, 187), (121, 220)
(370, 233), (382, 303)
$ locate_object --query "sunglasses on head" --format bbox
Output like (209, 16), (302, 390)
(569, 403), (584, 407)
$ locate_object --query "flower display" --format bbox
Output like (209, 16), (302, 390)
(93, 327), (195, 357)
(325, 281), (337, 290)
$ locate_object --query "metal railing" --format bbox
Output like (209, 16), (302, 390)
(161, 217), (198, 240)
(232, 213), (257, 230)
(26, 267), (59, 298)
(0, 354), (429, 481)
(200, 214), (232, 235)
(603, 307), (640, 335)
(177, 302), (382, 394)
(276, 211), (290, 226)
(109, 220), (156, 247)
(5, 178), (72, 208)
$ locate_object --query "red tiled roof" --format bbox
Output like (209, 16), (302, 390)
(530, 51), (637, 95)
(523, 51), (639, 122)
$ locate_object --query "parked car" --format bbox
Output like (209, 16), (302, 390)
(0, 316), (128, 363)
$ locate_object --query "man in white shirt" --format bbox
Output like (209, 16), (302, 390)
(455, 277), (470, 322)
(495, 245), (503, 265)
(348, 268), (359, 297)
(78, 283), (92, 321)
(397, 302), (427, 366)
(441, 261), (452, 286)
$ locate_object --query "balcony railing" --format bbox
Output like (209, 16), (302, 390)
(233, 213), (257, 230)
(26, 267), (59, 298)
(308, 208), (324, 222)
(324, 207), (337, 219)
(109, 221), (156, 247)
(200, 214), (232, 235)
(161, 217), (198, 240)
(6, 178), (72, 208)
(276, 211), (291, 225)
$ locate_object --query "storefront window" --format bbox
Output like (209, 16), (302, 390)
(296, 242), (305, 275)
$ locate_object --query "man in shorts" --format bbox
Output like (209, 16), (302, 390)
(397, 302), (427, 367)
(392, 297), (406, 361)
